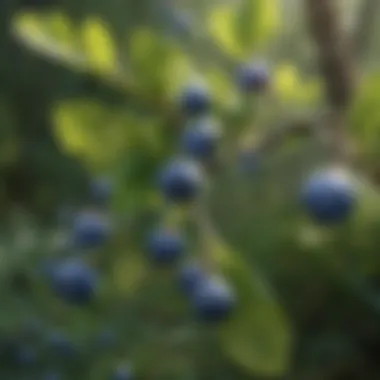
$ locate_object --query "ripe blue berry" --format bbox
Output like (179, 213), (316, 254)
(72, 211), (111, 249)
(178, 262), (206, 296)
(15, 345), (37, 366)
(44, 371), (62, 380)
(111, 364), (134, 380)
(90, 177), (113, 205)
(180, 83), (211, 115)
(96, 327), (117, 349)
(48, 331), (77, 358)
(238, 149), (261, 175)
(182, 118), (221, 160)
(191, 275), (236, 323)
(301, 168), (357, 224)
(50, 259), (99, 305)
(237, 62), (269, 92)
(148, 228), (185, 265)
(159, 159), (204, 202)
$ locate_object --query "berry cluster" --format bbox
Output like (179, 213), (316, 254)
(5, 60), (359, 379)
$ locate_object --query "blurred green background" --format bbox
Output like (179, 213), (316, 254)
(1, 0), (380, 379)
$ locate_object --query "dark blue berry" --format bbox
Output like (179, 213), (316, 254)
(90, 177), (113, 205)
(238, 149), (261, 175)
(72, 211), (111, 249)
(48, 331), (76, 358)
(301, 168), (357, 224)
(148, 228), (185, 265)
(44, 371), (62, 380)
(15, 345), (37, 366)
(111, 364), (134, 380)
(178, 262), (206, 296)
(191, 276), (236, 323)
(159, 159), (204, 202)
(96, 327), (117, 349)
(238, 62), (269, 92)
(50, 259), (99, 305)
(180, 83), (211, 115)
(182, 118), (221, 159)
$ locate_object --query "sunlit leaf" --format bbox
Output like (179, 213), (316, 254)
(112, 252), (148, 297)
(12, 11), (86, 70)
(208, 5), (244, 58)
(234, 0), (280, 55)
(203, 225), (292, 376)
(81, 16), (118, 75)
(51, 100), (132, 171)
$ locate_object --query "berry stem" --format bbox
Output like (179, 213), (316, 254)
(304, 0), (357, 163)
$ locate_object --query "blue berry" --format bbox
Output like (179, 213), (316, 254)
(50, 259), (99, 305)
(182, 118), (221, 159)
(15, 345), (37, 366)
(72, 211), (111, 249)
(238, 149), (261, 175)
(96, 327), (117, 349)
(237, 62), (269, 92)
(180, 83), (211, 115)
(191, 276), (236, 323)
(44, 371), (62, 380)
(301, 168), (357, 224)
(111, 364), (134, 380)
(159, 159), (204, 202)
(48, 331), (76, 358)
(178, 262), (206, 296)
(148, 228), (185, 265)
(90, 177), (113, 205)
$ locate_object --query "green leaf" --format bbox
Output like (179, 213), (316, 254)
(81, 16), (118, 76)
(204, 225), (292, 376)
(234, 0), (280, 54)
(51, 99), (134, 171)
(129, 27), (193, 99)
(12, 11), (87, 70)
(207, 4), (245, 59)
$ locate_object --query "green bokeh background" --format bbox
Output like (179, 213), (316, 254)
(1, 0), (380, 379)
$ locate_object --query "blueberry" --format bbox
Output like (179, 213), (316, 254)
(72, 211), (111, 249)
(191, 275), (236, 323)
(180, 83), (211, 115)
(96, 327), (117, 349)
(15, 345), (37, 366)
(178, 262), (206, 296)
(238, 149), (261, 175)
(47, 331), (76, 358)
(159, 159), (204, 202)
(50, 258), (99, 305)
(111, 364), (134, 380)
(301, 168), (357, 224)
(182, 118), (221, 160)
(44, 371), (62, 380)
(148, 228), (185, 265)
(90, 177), (113, 205)
(237, 62), (269, 92)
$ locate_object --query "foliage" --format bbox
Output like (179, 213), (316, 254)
(0, 0), (379, 379)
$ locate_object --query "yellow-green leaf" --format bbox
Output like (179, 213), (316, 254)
(234, 0), (280, 55)
(112, 251), (148, 297)
(11, 11), (86, 69)
(81, 16), (118, 75)
(51, 100), (131, 171)
(203, 226), (292, 376)
(208, 5), (245, 58)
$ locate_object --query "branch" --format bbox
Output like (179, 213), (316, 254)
(303, 0), (358, 162)
(352, 0), (380, 60)
(304, 0), (356, 111)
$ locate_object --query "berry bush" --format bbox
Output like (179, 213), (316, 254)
(0, 0), (380, 379)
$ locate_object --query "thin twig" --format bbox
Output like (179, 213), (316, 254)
(304, 0), (357, 162)
(352, 0), (380, 61)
